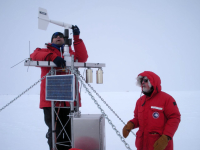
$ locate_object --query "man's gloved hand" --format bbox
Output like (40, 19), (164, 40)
(72, 25), (80, 35)
(122, 121), (134, 138)
(153, 134), (169, 150)
(53, 56), (66, 68)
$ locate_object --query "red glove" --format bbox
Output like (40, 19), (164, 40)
(122, 121), (134, 138)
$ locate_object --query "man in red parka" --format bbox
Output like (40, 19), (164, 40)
(30, 25), (88, 150)
(122, 71), (181, 150)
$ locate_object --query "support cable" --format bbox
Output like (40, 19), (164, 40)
(0, 69), (53, 112)
(75, 68), (136, 136)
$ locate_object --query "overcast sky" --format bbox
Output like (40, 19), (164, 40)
(0, 0), (199, 94)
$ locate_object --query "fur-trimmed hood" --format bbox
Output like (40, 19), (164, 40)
(136, 71), (162, 93)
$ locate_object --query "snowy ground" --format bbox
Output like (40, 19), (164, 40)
(0, 91), (200, 150)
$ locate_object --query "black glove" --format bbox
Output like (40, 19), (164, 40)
(53, 56), (66, 68)
(72, 25), (80, 35)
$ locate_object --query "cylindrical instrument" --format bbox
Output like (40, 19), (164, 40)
(63, 45), (71, 62)
(86, 68), (93, 83)
(96, 68), (103, 84)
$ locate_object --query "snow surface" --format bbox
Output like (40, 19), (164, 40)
(0, 91), (200, 150)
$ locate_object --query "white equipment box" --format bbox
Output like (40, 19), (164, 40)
(73, 114), (106, 150)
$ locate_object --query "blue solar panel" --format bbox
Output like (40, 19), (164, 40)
(46, 75), (75, 101)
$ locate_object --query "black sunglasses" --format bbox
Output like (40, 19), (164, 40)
(141, 79), (148, 83)
(52, 34), (64, 39)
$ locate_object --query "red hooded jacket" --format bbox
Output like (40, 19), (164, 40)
(130, 71), (181, 150)
(30, 35), (88, 108)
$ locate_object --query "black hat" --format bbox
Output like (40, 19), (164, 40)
(51, 32), (64, 42)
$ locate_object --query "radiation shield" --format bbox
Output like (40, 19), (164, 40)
(46, 75), (75, 101)
(96, 68), (103, 84)
(86, 68), (93, 83)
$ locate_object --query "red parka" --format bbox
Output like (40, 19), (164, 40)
(130, 71), (181, 150)
(30, 35), (88, 108)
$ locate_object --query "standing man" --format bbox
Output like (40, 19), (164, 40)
(30, 25), (88, 150)
(122, 71), (181, 150)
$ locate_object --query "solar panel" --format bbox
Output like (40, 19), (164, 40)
(46, 75), (75, 101)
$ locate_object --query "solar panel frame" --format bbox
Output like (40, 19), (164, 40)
(45, 74), (75, 101)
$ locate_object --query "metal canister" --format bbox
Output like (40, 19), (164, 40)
(86, 68), (93, 83)
(96, 68), (103, 84)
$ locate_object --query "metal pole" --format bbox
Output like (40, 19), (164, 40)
(72, 58), (79, 113)
(75, 69), (79, 112)
(70, 55), (75, 148)
(75, 59), (80, 113)
(71, 55), (74, 71)
(51, 67), (56, 150)
(70, 102), (74, 148)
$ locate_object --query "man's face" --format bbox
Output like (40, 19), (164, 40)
(52, 34), (64, 46)
(141, 77), (151, 93)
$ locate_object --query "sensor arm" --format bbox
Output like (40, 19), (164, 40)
(38, 17), (73, 29)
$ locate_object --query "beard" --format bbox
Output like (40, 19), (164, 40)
(142, 86), (154, 97)
(142, 87), (151, 93)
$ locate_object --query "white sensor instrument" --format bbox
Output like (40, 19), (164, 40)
(38, 7), (73, 30)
